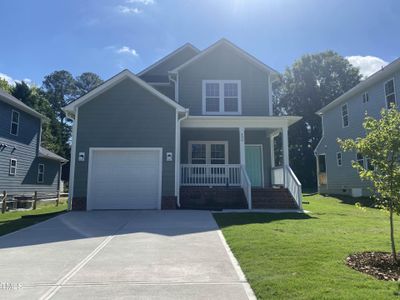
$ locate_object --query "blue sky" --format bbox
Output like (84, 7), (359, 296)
(0, 0), (399, 85)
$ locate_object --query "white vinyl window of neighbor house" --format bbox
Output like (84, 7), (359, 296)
(188, 141), (228, 165)
(9, 159), (17, 176)
(202, 80), (241, 115)
(336, 152), (342, 166)
(37, 163), (45, 183)
(356, 152), (364, 167)
(10, 110), (20, 136)
(341, 103), (349, 127)
(384, 78), (396, 108)
(362, 92), (369, 103)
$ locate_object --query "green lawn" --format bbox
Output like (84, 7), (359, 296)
(0, 199), (67, 237)
(214, 194), (400, 300)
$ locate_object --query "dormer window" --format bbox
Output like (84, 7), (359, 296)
(202, 80), (241, 115)
(10, 110), (20, 136)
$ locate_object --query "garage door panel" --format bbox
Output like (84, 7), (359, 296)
(88, 149), (161, 210)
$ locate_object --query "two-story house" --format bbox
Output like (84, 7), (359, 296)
(0, 88), (67, 197)
(315, 57), (399, 197)
(63, 39), (303, 211)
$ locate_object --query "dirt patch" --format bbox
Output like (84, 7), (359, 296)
(346, 252), (400, 281)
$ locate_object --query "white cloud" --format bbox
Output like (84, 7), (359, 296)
(126, 0), (155, 4)
(117, 5), (142, 14)
(346, 55), (388, 78)
(0, 72), (32, 86)
(116, 46), (139, 57)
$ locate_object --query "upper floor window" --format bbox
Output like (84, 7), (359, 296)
(10, 110), (20, 136)
(384, 78), (396, 108)
(356, 153), (364, 166)
(362, 92), (369, 103)
(341, 103), (349, 127)
(37, 163), (45, 183)
(9, 159), (17, 176)
(202, 80), (241, 115)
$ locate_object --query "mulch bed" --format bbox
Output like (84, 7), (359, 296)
(346, 252), (400, 281)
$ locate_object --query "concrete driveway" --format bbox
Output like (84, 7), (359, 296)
(0, 211), (254, 300)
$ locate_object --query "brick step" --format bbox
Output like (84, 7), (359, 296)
(251, 188), (299, 209)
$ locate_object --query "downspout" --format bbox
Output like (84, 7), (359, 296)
(175, 109), (189, 208)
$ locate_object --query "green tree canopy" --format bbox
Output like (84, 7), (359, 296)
(0, 78), (12, 93)
(275, 51), (362, 188)
(338, 107), (400, 262)
(75, 72), (103, 97)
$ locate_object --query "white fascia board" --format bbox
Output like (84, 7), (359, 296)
(181, 116), (302, 129)
(170, 38), (280, 77)
(63, 69), (186, 113)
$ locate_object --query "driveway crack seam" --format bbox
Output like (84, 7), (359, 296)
(39, 221), (130, 300)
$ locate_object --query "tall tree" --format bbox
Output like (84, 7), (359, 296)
(75, 72), (103, 97)
(0, 78), (12, 93)
(42, 71), (77, 158)
(275, 51), (361, 188)
(12, 81), (32, 106)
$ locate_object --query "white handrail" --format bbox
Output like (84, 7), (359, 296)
(240, 165), (252, 209)
(285, 165), (303, 209)
(180, 164), (241, 186)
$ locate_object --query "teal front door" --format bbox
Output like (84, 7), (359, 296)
(245, 145), (263, 187)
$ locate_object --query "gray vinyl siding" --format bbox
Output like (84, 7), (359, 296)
(0, 100), (60, 195)
(178, 43), (271, 116)
(181, 128), (271, 187)
(73, 78), (177, 198)
(316, 69), (400, 196)
(152, 84), (175, 100)
(139, 46), (199, 83)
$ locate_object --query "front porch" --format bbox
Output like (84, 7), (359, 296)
(176, 116), (303, 210)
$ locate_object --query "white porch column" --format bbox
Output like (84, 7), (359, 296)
(282, 126), (289, 187)
(270, 135), (275, 168)
(239, 127), (245, 166)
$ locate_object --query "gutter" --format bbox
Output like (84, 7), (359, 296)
(175, 109), (189, 208)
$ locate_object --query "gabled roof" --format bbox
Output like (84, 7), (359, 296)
(63, 69), (187, 116)
(137, 43), (200, 78)
(39, 146), (68, 163)
(0, 88), (46, 121)
(170, 38), (280, 79)
(316, 56), (400, 115)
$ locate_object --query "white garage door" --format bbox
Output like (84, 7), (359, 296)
(87, 148), (162, 210)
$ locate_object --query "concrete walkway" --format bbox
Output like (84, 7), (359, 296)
(0, 211), (254, 300)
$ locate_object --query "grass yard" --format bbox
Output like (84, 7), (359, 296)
(214, 194), (400, 299)
(0, 198), (68, 237)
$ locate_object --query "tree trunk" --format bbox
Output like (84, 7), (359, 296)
(390, 204), (397, 262)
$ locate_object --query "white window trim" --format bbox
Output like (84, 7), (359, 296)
(341, 103), (349, 128)
(202, 80), (242, 115)
(188, 141), (229, 164)
(356, 152), (364, 167)
(384, 78), (396, 109)
(37, 163), (45, 183)
(9, 159), (17, 176)
(10, 110), (20, 136)
(336, 152), (342, 167)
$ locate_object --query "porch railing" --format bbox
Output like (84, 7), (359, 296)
(180, 164), (241, 186)
(271, 166), (303, 209)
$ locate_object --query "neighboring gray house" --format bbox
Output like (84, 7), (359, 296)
(64, 39), (303, 211)
(0, 88), (67, 196)
(315, 57), (400, 197)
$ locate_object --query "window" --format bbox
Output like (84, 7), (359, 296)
(9, 159), (17, 176)
(10, 110), (20, 136)
(341, 103), (349, 127)
(203, 80), (241, 115)
(356, 153), (364, 167)
(362, 92), (369, 103)
(365, 157), (374, 171)
(37, 164), (45, 183)
(384, 79), (396, 108)
(336, 152), (342, 166)
(189, 141), (228, 165)
(318, 155), (326, 173)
